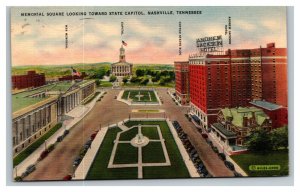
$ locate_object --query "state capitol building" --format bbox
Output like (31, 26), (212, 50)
(111, 45), (133, 77)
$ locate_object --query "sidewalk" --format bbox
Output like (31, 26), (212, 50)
(166, 119), (200, 177)
(13, 91), (104, 178)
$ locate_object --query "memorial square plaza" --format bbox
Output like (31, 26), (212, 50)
(18, 87), (234, 181)
(85, 120), (190, 179)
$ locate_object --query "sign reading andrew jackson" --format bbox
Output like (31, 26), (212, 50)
(196, 35), (223, 52)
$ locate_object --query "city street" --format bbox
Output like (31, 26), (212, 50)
(25, 88), (233, 180)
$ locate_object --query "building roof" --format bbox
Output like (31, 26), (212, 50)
(249, 100), (282, 111)
(12, 80), (94, 113)
(111, 61), (132, 66)
(211, 123), (236, 138)
(221, 107), (269, 127)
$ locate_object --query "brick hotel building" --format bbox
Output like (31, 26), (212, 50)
(181, 43), (287, 130)
(174, 61), (189, 105)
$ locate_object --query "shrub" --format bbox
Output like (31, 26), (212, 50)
(47, 144), (55, 152)
(109, 75), (117, 82)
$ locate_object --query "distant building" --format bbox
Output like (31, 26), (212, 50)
(12, 80), (96, 156)
(249, 100), (288, 129)
(187, 43), (287, 130)
(111, 45), (133, 77)
(174, 61), (189, 105)
(58, 72), (87, 81)
(210, 107), (272, 148)
(12, 71), (46, 90)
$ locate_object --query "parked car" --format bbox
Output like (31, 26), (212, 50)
(201, 133), (208, 139)
(233, 171), (243, 177)
(197, 163), (205, 172)
(57, 135), (64, 142)
(218, 153), (226, 161)
(224, 160), (235, 171)
(73, 156), (82, 166)
(191, 155), (199, 162)
(21, 171), (29, 178)
(63, 130), (70, 137)
(63, 174), (72, 180)
(26, 164), (36, 174)
(39, 150), (49, 160)
(84, 139), (93, 149)
(90, 133), (97, 140)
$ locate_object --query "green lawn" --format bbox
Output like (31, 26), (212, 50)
(142, 142), (166, 163)
(13, 123), (62, 167)
(119, 127), (138, 141)
(125, 121), (190, 179)
(99, 81), (113, 87)
(113, 143), (138, 164)
(122, 90), (158, 102)
(86, 127), (138, 180)
(141, 126), (160, 140)
(86, 120), (190, 179)
(231, 149), (289, 177)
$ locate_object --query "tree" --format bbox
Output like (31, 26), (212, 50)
(136, 69), (145, 77)
(96, 68), (106, 79)
(159, 76), (166, 86)
(168, 71), (175, 80)
(151, 76), (159, 82)
(109, 75), (117, 82)
(270, 126), (288, 150)
(145, 69), (152, 76)
(160, 70), (169, 76)
(122, 76), (129, 84)
(140, 77), (149, 85)
(95, 79), (101, 87)
(105, 69), (111, 76)
(245, 129), (273, 153)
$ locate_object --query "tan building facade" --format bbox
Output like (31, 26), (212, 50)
(12, 97), (58, 155)
(12, 80), (96, 156)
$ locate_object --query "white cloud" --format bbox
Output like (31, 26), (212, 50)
(260, 19), (283, 30)
(234, 19), (256, 31)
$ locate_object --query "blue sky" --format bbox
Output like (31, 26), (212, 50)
(11, 6), (287, 65)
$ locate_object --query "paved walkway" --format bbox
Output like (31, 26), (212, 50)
(107, 123), (171, 179)
(72, 126), (108, 180)
(15, 91), (103, 178)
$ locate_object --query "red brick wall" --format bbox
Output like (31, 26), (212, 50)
(12, 71), (45, 89)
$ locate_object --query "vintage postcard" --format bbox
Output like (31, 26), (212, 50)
(10, 6), (288, 181)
